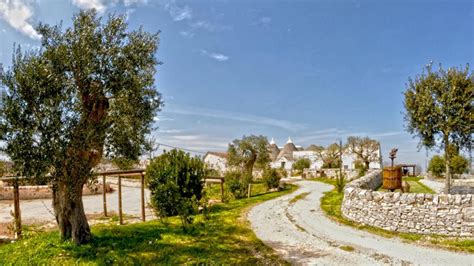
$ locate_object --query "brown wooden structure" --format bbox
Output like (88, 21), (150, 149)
(383, 166), (402, 191)
(1, 170), (225, 239)
(398, 164), (416, 177)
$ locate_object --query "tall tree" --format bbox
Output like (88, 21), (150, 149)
(345, 136), (380, 169)
(227, 135), (270, 176)
(404, 63), (473, 193)
(0, 10), (162, 244)
(311, 143), (341, 168)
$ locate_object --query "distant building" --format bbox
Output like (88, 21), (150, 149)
(270, 137), (382, 171)
(203, 152), (228, 174)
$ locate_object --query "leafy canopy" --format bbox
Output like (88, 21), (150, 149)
(227, 135), (270, 175)
(404, 63), (472, 152)
(0, 10), (163, 182)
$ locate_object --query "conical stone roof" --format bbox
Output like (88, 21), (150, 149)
(276, 137), (297, 161)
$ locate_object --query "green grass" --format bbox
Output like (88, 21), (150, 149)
(0, 185), (296, 265)
(339, 245), (355, 252)
(377, 176), (435, 194)
(289, 192), (310, 204)
(204, 182), (269, 201)
(312, 178), (474, 253)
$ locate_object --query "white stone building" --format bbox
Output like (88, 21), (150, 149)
(203, 152), (228, 174)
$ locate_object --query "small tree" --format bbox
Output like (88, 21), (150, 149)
(262, 167), (281, 190)
(0, 11), (162, 244)
(404, 63), (473, 192)
(227, 135), (270, 176)
(311, 143), (341, 168)
(345, 136), (380, 169)
(224, 170), (252, 199)
(428, 155), (445, 177)
(450, 155), (469, 175)
(292, 158), (311, 171)
(146, 149), (205, 226)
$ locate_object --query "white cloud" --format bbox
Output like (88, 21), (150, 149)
(179, 30), (194, 38)
(0, 0), (41, 40)
(165, 2), (192, 21)
(259, 16), (271, 24)
(166, 105), (306, 131)
(124, 0), (147, 7)
(72, 0), (106, 13)
(200, 49), (229, 62)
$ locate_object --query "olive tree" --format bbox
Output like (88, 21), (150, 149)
(311, 143), (341, 168)
(227, 135), (270, 176)
(404, 63), (473, 193)
(0, 10), (162, 244)
(345, 136), (380, 169)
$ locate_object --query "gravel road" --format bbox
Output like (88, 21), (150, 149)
(248, 181), (474, 265)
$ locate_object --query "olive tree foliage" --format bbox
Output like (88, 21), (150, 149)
(292, 158), (311, 171)
(0, 11), (162, 244)
(311, 143), (341, 168)
(345, 136), (380, 169)
(227, 135), (270, 176)
(404, 63), (473, 193)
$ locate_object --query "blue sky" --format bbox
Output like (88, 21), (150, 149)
(0, 0), (472, 168)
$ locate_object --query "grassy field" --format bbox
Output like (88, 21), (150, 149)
(312, 178), (474, 253)
(0, 183), (295, 265)
(377, 176), (435, 194)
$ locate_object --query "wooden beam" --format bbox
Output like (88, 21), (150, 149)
(118, 176), (123, 225)
(13, 178), (22, 239)
(140, 173), (145, 222)
(102, 175), (107, 217)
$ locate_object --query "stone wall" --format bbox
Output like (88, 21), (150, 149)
(341, 170), (474, 237)
(0, 183), (112, 200)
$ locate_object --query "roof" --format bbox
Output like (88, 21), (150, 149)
(204, 152), (228, 159)
(276, 141), (297, 161)
(269, 143), (280, 161)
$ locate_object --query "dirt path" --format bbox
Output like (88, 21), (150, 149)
(248, 181), (474, 265)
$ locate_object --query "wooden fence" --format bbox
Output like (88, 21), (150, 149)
(0, 171), (225, 239)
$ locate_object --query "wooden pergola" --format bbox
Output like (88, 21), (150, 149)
(398, 164), (416, 177)
(1, 170), (225, 239)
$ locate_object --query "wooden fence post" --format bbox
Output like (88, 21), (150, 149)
(140, 173), (145, 222)
(13, 178), (22, 239)
(102, 175), (107, 217)
(247, 183), (252, 198)
(118, 175), (123, 225)
(220, 179), (224, 202)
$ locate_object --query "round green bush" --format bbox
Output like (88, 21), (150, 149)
(262, 168), (281, 190)
(225, 171), (252, 199)
(145, 149), (205, 224)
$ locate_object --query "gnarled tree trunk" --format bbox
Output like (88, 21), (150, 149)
(53, 180), (91, 245)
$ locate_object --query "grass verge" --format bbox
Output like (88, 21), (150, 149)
(311, 178), (474, 253)
(289, 192), (310, 204)
(377, 176), (435, 194)
(0, 185), (296, 265)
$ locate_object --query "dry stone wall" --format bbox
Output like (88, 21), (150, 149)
(341, 171), (474, 237)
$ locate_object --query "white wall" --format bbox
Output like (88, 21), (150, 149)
(204, 154), (227, 174)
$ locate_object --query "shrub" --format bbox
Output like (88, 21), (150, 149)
(354, 160), (367, 177)
(277, 168), (288, 178)
(335, 171), (346, 193)
(262, 168), (281, 190)
(225, 171), (252, 199)
(450, 155), (469, 175)
(292, 158), (311, 171)
(146, 149), (205, 226)
(428, 155), (445, 177)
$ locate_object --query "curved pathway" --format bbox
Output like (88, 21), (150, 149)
(248, 181), (474, 265)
